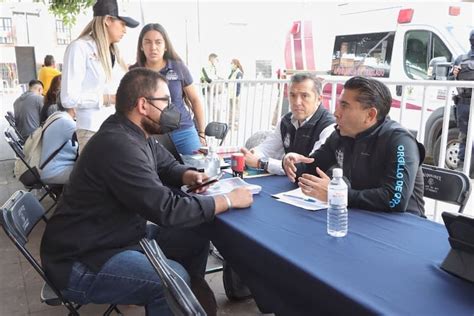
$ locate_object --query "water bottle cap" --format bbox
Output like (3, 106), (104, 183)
(333, 168), (343, 178)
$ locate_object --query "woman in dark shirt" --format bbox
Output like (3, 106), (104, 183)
(40, 74), (61, 124)
(130, 23), (207, 154)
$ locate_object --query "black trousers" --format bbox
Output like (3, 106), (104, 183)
(146, 223), (210, 278)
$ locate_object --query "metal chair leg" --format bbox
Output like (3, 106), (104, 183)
(103, 304), (122, 316)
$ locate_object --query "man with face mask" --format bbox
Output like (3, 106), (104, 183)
(450, 29), (474, 170)
(40, 68), (253, 315)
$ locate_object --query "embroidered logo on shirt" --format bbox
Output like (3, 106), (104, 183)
(283, 133), (291, 148)
(166, 69), (179, 81)
(335, 149), (344, 167)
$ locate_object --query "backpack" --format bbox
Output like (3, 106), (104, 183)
(457, 53), (474, 98)
(14, 112), (67, 180)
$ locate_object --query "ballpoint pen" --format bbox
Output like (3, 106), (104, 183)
(282, 193), (317, 203)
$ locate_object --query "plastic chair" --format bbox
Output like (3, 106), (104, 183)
(205, 122), (228, 146)
(421, 164), (472, 213)
(0, 191), (121, 316)
(139, 238), (207, 316)
(244, 130), (273, 149)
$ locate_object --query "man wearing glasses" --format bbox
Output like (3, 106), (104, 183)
(40, 68), (253, 315)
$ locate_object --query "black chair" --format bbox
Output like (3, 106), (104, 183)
(5, 111), (25, 145)
(205, 122), (228, 146)
(4, 130), (59, 211)
(422, 164), (472, 213)
(140, 238), (207, 316)
(153, 133), (184, 164)
(0, 191), (121, 316)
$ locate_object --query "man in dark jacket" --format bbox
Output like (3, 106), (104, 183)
(241, 73), (335, 175)
(40, 68), (253, 315)
(283, 76), (425, 216)
(450, 29), (474, 170)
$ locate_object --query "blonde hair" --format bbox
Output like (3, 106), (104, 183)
(78, 16), (127, 81)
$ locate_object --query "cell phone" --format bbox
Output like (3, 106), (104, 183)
(186, 173), (222, 193)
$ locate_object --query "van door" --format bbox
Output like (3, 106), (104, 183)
(403, 30), (453, 108)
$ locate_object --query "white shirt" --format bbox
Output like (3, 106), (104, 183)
(61, 35), (124, 132)
(253, 111), (335, 175)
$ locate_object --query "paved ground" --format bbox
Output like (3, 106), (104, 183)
(0, 92), (267, 315)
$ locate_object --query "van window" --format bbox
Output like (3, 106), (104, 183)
(404, 31), (452, 80)
(331, 32), (394, 78)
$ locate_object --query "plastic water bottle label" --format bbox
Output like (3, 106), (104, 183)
(329, 190), (347, 206)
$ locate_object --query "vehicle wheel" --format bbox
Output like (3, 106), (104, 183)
(432, 128), (460, 169)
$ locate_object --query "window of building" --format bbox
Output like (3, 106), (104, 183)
(0, 17), (13, 44)
(331, 32), (395, 78)
(256, 60), (272, 78)
(56, 20), (71, 45)
(0, 63), (18, 88)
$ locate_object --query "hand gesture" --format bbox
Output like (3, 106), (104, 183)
(240, 147), (259, 168)
(297, 167), (330, 202)
(453, 65), (461, 77)
(183, 170), (210, 193)
(228, 187), (253, 208)
(283, 153), (314, 182)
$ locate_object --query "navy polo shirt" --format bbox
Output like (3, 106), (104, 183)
(159, 60), (194, 130)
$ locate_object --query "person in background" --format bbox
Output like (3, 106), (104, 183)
(40, 74), (61, 124)
(131, 23), (207, 154)
(449, 29), (474, 171)
(60, 0), (139, 153)
(241, 73), (335, 175)
(40, 68), (253, 315)
(201, 53), (220, 85)
(13, 79), (43, 139)
(283, 76), (425, 216)
(38, 54), (61, 96)
(39, 98), (78, 185)
(228, 59), (243, 124)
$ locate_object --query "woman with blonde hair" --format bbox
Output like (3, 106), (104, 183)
(130, 23), (207, 155)
(60, 0), (138, 152)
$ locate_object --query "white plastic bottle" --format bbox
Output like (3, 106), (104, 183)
(327, 168), (348, 237)
(205, 145), (220, 177)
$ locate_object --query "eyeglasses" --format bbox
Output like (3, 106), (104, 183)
(144, 96), (171, 112)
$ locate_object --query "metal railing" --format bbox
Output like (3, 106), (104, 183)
(199, 77), (474, 173)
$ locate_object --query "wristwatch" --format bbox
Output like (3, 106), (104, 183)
(258, 157), (269, 171)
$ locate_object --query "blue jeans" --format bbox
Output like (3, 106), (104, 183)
(171, 126), (201, 155)
(456, 102), (471, 162)
(62, 250), (190, 315)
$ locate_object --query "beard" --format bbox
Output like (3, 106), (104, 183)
(141, 116), (162, 135)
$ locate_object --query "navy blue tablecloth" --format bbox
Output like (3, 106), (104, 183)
(209, 175), (474, 315)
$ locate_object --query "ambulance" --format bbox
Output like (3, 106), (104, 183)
(284, 2), (473, 169)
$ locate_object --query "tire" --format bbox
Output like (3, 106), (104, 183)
(432, 127), (474, 177)
(432, 128), (460, 169)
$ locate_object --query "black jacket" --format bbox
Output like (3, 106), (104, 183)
(297, 119), (425, 216)
(280, 104), (335, 156)
(40, 113), (215, 289)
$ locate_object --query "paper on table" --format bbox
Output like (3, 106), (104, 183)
(273, 188), (327, 211)
(183, 177), (262, 196)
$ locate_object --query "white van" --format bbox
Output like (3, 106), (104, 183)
(284, 2), (473, 169)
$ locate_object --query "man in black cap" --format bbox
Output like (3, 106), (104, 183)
(450, 29), (474, 170)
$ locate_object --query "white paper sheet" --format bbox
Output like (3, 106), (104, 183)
(273, 188), (327, 211)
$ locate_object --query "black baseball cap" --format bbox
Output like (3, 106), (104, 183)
(93, 0), (139, 28)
